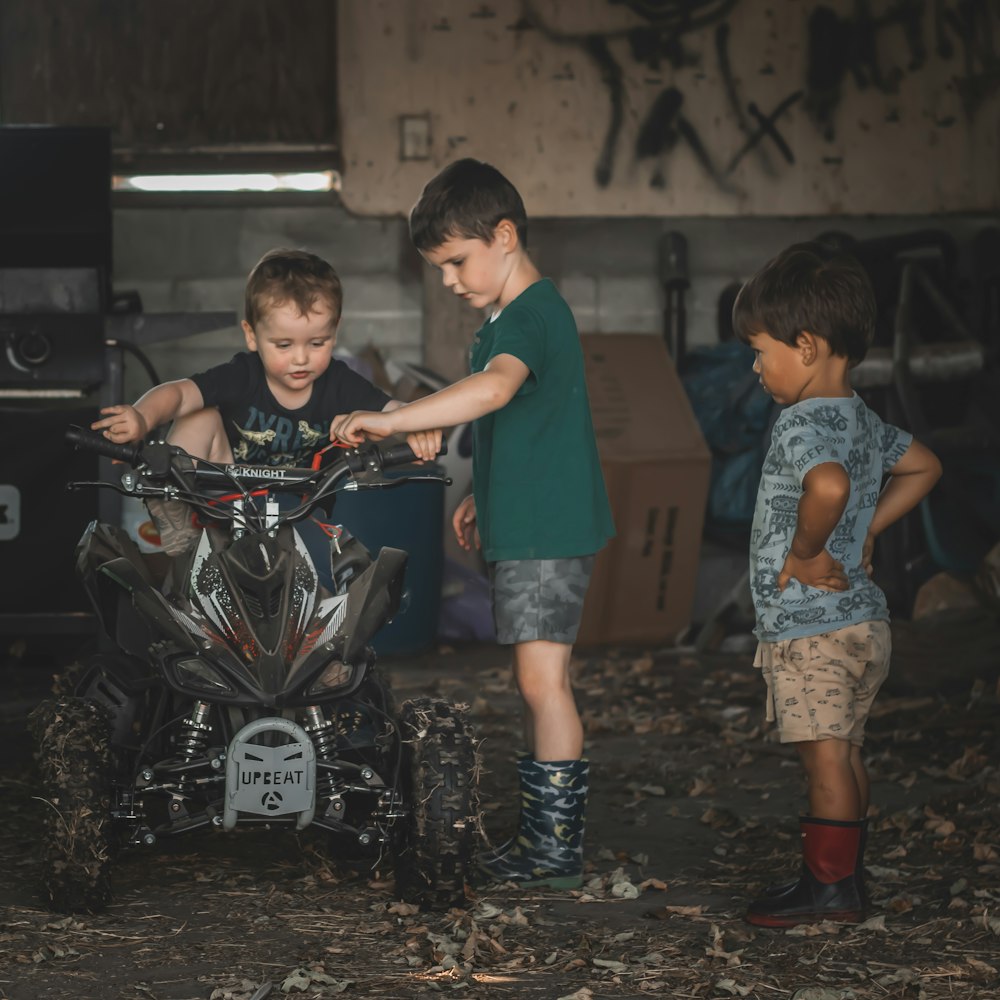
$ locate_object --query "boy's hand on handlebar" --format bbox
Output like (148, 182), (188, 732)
(406, 428), (443, 463)
(452, 494), (480, 552)
(330, 409), (393, 445)
(91, 404), (148, 444)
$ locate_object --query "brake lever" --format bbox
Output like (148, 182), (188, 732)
(342, 473), (453, 491)
(66, 480), (167, 497)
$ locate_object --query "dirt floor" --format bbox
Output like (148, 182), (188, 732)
(1, 629), (998, 1000)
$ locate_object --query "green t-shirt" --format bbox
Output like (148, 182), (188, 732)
(469, 278), (615, 561)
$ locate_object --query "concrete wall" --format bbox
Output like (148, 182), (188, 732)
(112, 204), (996, 401)
(109, 0), (999, 398)
(529, 213), (996, 344)
(338, 0), (999, 217)
(112, 204), (423, 399)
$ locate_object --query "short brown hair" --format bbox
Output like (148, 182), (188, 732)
(409, 158), (527, 251)
(244, 248), (343, 329)
(732, 241), (875, 365)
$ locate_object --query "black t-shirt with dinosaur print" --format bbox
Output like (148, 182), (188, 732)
(190, 351), (390, 467)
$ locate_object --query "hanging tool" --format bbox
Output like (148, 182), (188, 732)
(658, 231), (689, 365)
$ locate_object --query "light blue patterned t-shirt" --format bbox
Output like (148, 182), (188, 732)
(750, 394), (912, 642)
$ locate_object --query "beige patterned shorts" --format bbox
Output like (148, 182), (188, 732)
(754, 620), (891, 745)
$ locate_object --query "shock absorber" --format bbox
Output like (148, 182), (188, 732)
(302, 705), (341, 803)
(302, 705), (337, 760)
(176, 700), (212, 760)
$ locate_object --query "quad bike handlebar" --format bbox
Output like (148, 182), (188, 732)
(66, 425), (144, 467)
(65, 425), (449, 534)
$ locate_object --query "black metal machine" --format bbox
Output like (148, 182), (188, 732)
(0, 125), (234, 634)
(0, 127), (111, 626)
(0, 126), (111, 394)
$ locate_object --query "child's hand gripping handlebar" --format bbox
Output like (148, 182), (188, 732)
(64, 427), (450, 534)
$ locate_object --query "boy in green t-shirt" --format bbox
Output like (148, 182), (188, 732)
(332, 158), (615, 889)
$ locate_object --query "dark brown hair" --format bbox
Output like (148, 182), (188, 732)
(244, 248), (343, 329)
(732, 241), (876, 364)
(409, 158), (527, 251)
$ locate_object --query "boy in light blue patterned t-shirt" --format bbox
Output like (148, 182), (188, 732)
(733, 241), (941, 929)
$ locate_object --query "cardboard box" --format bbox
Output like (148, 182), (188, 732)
(576, 334), (711, 647)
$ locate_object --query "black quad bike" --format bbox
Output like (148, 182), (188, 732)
(29, 428), (478, 914)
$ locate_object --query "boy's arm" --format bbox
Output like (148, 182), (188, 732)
(91, 378), (205, 443)
(777, 462), (851, 592)
(375, 398), (442, 461)
(869, 438), (942, 540)
(332, 354), (529, 447)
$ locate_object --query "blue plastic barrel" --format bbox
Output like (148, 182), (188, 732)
(331, 465), (445, 656)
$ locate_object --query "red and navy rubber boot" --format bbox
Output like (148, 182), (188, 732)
(746, 816), (865, 928)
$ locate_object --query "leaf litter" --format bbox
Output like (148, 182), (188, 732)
(0, 642), (997, 997)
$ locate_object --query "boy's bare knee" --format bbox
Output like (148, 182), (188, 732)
(797, 737), (852, 774)
(168, 409), (232, 463)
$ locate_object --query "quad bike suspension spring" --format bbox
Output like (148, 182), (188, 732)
(302, 705), (337, 760)
(176, 700), (213, 760)
(303, 704), (345, 803)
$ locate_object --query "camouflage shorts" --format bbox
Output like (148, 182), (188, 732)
(754, 620), (891, 745)
(489, 556), (595, 645)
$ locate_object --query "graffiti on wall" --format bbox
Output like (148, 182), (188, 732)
(522, 0), (1000, 192)
(805, 0), (1000, 138)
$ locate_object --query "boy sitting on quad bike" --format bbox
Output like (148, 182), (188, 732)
(28, 249), (477, 915)
(91, 246), (439, 578)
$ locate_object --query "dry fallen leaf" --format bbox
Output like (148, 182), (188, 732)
(856, 914), (887, 932)
(715, 977), (752, 996)
(790, 989), (855, 1000)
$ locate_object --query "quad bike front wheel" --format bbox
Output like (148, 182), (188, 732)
(28, 697), (116, 913)
(394, 697), (477, 910)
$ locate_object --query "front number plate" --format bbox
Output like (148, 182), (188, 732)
(231, 742), (313, 816)
(224, 718), (317, 830)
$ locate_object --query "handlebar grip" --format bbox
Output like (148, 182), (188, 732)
(378, 438), (448, 469)
(66, 425), (142, 466)
(379, 442), (417, 468)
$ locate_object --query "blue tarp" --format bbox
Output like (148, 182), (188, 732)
(681, 341), (777, 527)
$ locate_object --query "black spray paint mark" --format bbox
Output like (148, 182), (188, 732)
(724, 92), (803, 174)
(805, 0), (997, 140)
(611, 0), (740, 34)
(944, 1), (1000, 116)
(636, 86), (738, 193)
(715, 21), (776, 176)
(584, 34), (625, 188)
(524, 0), (737, 188)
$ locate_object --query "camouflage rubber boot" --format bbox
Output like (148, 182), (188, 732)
(477, 752), (532, 865)
(478, 758), (588, 890)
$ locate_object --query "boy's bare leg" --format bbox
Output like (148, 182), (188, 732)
(167, 408), (234, 463)
(849, 743), (870, 818)
(146, 409), (233, 555)
(796, 738), (862, 821)
(511, 640), (583, 761)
